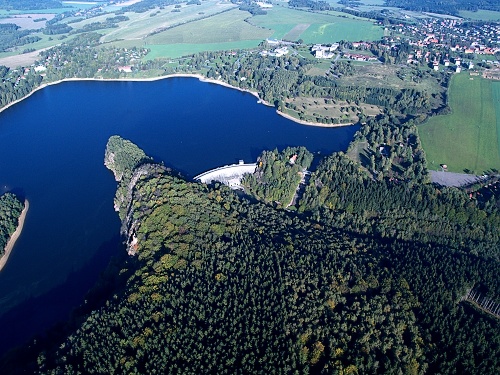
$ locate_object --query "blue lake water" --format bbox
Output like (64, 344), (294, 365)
(0, 77), (358, 355)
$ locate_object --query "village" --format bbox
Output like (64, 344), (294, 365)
(260, 15), (500, 75)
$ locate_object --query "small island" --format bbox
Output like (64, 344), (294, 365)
(0, 193), (28, 271)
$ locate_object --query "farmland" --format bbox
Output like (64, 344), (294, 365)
(419, 74), (500, 174)
(250, 6), (383, 42)
(0, 2), (385, 64)
(142, 9), (270, 57)
(99, 1), (238, 43)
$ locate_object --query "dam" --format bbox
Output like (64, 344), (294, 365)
(194, 160), (257, 189)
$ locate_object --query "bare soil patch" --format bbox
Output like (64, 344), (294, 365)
(283, 23), (310, 41)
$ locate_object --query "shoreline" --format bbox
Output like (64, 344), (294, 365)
(0, 199), (29, 272)
(0, 74), (353, 128)
(276, 110), (355, 128)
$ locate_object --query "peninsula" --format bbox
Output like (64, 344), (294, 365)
(24, 136), (499, 374)
(0, 194), (28, 272)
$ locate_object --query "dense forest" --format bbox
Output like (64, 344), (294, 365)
(0, 193), (24, 256)
(4, 137), (497, 374)
(242, 147), (313, 208)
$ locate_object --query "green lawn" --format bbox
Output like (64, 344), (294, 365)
(419, 74), (500, 174)
(459, 10), (500, 21)
(250, 6), (383, 43)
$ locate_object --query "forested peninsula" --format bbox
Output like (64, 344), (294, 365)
(0, 193), (26, 271)
(8, 136), (496, 374)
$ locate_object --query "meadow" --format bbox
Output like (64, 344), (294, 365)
(250, 6), (383, 42)
(144, 9), (270, 46)
(419, 74), (500, 174)
(337, 64), (442, 94)
(493, 82), (500, 160)
(97, 1), (236, 43)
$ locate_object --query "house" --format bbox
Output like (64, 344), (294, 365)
(118, 65), (132, 73)
(312, 44), (338, 59)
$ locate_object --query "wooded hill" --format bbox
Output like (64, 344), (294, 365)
(6, 136), (497, 375)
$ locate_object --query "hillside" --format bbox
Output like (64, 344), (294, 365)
(5, 136), (499, 374)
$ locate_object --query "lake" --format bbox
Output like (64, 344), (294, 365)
(0, 77), (358, 355)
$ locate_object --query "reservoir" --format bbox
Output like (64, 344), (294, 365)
(0, 77), (358, 355)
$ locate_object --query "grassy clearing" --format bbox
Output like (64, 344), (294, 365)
(347, 140), (370, 166)
(144, 9), (270, 45)
(419, 74), (500, 173)
(250, 6), (383, 43)
(459, 10), (500, 21)
(305, 60), (332, 76)
(337, 64), (441, 93)
(286, 96), (382, 124)
(144, 40), (263, 59)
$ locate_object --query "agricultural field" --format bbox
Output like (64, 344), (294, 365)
(249, 6), (383, 43)
(0, 2), (389, 64)
(143, 9), (269, 47)
(459, 10), (500, 21)
(99, 1), (237, 43)
(419, 74), (500, 174)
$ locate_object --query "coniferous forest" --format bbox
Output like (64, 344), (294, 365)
(3, 136), (497, 374)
